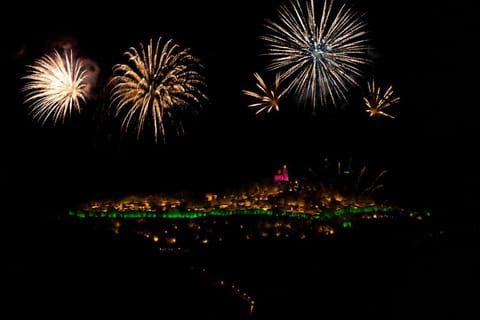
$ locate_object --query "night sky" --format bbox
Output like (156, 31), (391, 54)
(4, 0), (475, 220)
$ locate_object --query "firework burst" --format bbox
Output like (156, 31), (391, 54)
(108, 37), (207, 143)
(363, 78), (399, 119)
(261, 0), (371, 110)
(22, 49), (89, 125)
(242, 72), (288, 114)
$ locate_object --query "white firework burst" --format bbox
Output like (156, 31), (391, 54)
(261, 0), (372, 111)
(22, 49), (89, 125)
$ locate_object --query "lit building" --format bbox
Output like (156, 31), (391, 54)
(274, 165), (289, 182)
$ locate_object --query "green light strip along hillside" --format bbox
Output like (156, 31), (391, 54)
(67, 206), (396, 220)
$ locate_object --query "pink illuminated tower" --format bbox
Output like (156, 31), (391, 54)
(274, 165), (289, 182)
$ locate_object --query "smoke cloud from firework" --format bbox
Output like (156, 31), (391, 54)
(47, 36), (101, 101)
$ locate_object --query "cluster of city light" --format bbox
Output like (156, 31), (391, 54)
(66, 205), (429, 251)
(66, 172), (430, 248)
(68, 206), (395, 220)
(77, 170), (392, 217)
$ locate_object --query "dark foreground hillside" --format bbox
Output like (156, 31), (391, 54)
(4, 211), (479, 319)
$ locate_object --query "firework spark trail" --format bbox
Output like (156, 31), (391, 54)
(363, 78), (400, 119)
(337, 159), (386, 196)
(22, 49), (89, 125)
(261, 0), (371, 111)
(242, 72), (287, 114)
(108, 37), (207, 143)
